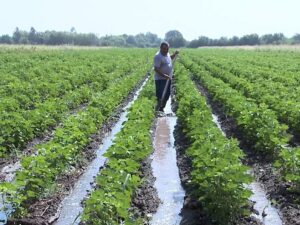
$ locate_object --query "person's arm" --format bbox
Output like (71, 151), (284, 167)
(171, 50), (180, 60)
(154, 67), (171, 79)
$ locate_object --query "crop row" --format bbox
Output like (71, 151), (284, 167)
(189, 55), (300, 135)
(174, 63), (251, 224)
(181, 56), (300, 190)
(181, 56), (289, 157)
(0, 64), (149, 219)
(81, 77), (156, 225)
(0, 50), (139, 110)
(0, 50), (150, 158)
(191, 49), (300, 75)
(188, 50), (300, 89)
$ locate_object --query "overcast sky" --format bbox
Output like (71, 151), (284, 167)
(1, 0), (299, 40)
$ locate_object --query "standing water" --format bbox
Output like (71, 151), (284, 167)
(150, 100), (185, 225)
(248, 179), (282, 225)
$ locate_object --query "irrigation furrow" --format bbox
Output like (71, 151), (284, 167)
(209, 110), (282, 225)
(150, 100), (185, 225)
(191, 69), (283, 225)
(0, 69), (150, 225)
(53, 75), (150, 225)
(0, 104), (88, 183)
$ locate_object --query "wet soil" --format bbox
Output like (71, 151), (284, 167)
(149, 102), (185, 225)
(174, 122), (207, 225)
(130, 118), (160, 223)
(6, 75), (149, 225)
(0, 131), (53, 182)
(130, 157), (160, 222)
(253, 164), (300, 225)
(191, 77), (300, 224)
(0, 104), (88, 183)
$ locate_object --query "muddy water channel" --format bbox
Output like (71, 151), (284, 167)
(52, 78), (149, 225)
(150, 100), (185, 225)
(212, 114), (282, 225)
(248, 180), (282, 225)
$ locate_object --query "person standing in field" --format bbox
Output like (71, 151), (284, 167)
(154, 41), (179, 112)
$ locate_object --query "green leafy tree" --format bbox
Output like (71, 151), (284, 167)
(164, 30), (186, 48)
(240, 33), (259, 45)
(28, 27), (37, 44)
(12, 27), (21, 44)
(0, 35), (12, 44)
(292, 33), (300, 44)
(261, 33), (285, 45)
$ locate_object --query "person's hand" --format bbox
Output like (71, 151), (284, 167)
(174, 50), (179, 55)
(167, 75), (172, 80)
(164, 74), (171, 80)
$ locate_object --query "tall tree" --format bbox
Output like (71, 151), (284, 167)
(12, 27), (21, 44)
(28, 27), (37, 44)
(0, 35), (12, 44)
(164, 30), (186, 48)
(291, 34), (300, 44)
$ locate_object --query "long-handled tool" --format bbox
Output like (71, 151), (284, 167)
(159, 54), (178, 110)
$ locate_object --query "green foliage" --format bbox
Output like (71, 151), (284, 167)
(0, 49), (152, 219)
(181, 55), (289, 157)
(275, 148), (300, 186)
(81, 79), (155, 225)
(181, 48), (300, 192)
(175, 64), (252, 225)
(0, 49), (152, 157)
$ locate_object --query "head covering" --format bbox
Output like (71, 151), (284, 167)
(160, 41), (169, 48)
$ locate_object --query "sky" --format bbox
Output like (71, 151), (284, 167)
(0, 0), (299, 41)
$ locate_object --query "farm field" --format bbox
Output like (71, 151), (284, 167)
(1, 47), (300, 225)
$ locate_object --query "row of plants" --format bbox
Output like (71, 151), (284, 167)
(188, 50), (300, 89)
(181, 56), (290, 157)
(0, 50), (137, 109)
(219, 49), (300, 73)
(0, 64), (150, 219)
(81, 77), (156, 225)
(212, 57), (300, 92)
(182, 55), (300, 192)
(190, 55), (300, 135)
(190, 48), (300, 74)
(0, 50), (151, 158)
(174, 63), (252, 225)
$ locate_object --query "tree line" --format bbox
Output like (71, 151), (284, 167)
(1, 27), (300, 47)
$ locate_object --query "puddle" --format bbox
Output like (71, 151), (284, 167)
(1, 162), (21, 182)
(0, 194), (13, 225)
(150, 100), (185, 225)
(0, 197), (12, 225)
(248, 180), (282, 225)
(212, 113), (226, 136)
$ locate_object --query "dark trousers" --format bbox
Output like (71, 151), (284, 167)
(155, 80), (171, 111)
